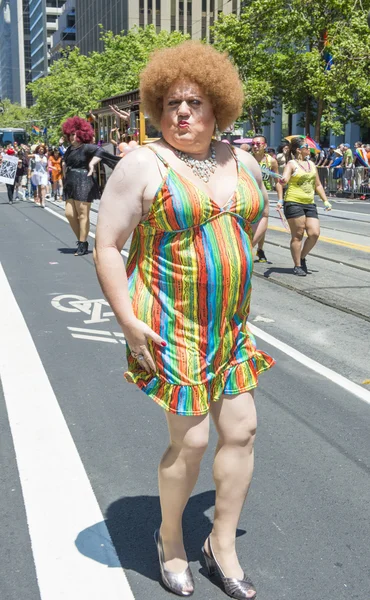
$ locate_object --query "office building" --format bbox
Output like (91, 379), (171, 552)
(30, 0), (67, 82)
(0, 0), (31, 106)
(50, 0), (76, 63)
(76, 0), (241, 56)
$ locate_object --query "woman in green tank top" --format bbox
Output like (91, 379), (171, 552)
(278, 137), (331, 276)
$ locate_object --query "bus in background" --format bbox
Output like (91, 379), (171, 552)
(0, 128), (28, 147)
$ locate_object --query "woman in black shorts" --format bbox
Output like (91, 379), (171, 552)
(277, 137), (332, 276)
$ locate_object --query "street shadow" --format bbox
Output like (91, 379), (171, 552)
(253, 259), (273, 265)
(57, 247), (77, 254)
(57, 247), (92, 255)
(75, 491), (246, 580)
(262, 267), (294, 277)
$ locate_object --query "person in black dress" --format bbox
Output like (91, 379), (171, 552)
(61, 117), (120, 256)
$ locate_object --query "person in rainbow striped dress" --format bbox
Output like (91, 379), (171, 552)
(95, 41), (274, 600)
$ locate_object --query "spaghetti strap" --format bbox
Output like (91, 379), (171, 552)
(148, 145), (170, 167)
(227, 143), (239, 165)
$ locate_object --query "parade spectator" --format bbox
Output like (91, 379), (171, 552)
(14, 149), (29, 200)
(323, 145), (336, 166)
(95, 40), (274, 600)
(29, 144), (48, 208)
(331, 148), (344, 194)
(280, 137), (331, 275)
(276, 143), (289, 171)
(58, 137), (67, 156)
(4, 148), (18, 203)
(343, 143), (354, 191)
(251, 134), (283, 262)
(48, 148), (63, 201)
(366, 144), (370, 163)
(61, 116), (120, 256)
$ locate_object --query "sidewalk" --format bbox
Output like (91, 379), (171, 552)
(253, 243), (370, 320)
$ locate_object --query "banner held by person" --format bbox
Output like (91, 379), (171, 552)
(0, 154), (19, 184)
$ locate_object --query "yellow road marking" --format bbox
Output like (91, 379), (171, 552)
(268, 225), (370, 253)
(362, 379), (370, 385)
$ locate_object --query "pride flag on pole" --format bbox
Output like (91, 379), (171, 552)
(32, 125), (40, 134)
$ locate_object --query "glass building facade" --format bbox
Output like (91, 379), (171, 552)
(0, 0), (32, 106)
(30, 0), (66, 82)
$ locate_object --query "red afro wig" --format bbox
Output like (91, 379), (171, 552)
(62, 116), (94, 143)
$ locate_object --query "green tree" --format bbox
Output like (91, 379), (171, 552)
(0, 99), (34, 133)
(213, 0), (370, 139)
(28, 25), (189, 142)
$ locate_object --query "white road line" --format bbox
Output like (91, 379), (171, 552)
(71, 333), (119, 343)
(68, 326), (113, 335)
(44, 206), (130, 257)
(250, 323), (370, 405)
(0, 263), (135, 600)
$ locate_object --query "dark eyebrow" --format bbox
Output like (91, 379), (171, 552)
(167, 94), (203, 100)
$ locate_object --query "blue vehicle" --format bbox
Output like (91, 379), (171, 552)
(0, 127), (28, 146)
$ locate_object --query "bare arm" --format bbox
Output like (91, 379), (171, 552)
(271, 157), (283, 204)
(236, 148), (269, 246)
(94, 151), (165, 373)
(110, 128), (119, 146)
(87, 155), (101, 176)
(109, 104), (130, 121)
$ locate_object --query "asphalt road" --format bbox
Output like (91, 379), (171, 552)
(1, 192), (370, 600)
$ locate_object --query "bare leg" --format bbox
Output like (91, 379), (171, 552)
(65, 199), (80, 239)
(159, 412), (209, 574)
(208, 391), (257, 595)
(39, 185), (46, 207)
(257, 233), (265, 251)
(287, 215), (305, 266)
(301, 216), (320, 259)
(75, 201), (91, 242)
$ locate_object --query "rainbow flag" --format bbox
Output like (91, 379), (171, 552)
(32, 125), (40, 134)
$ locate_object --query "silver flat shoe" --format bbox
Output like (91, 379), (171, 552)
(154, 529), (194, 597)
(202, 537), (256, 599)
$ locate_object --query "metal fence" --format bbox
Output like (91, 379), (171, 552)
(317, 166), (370, 198)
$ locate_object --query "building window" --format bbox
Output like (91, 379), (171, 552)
(187, 0), (192, 35)
(139, 0), (144, 27)
(218, 0), (223, 15)
(201, 0), (207, 39)
(171, 0), (176, 31)
(156, 0), (160, 30)
(148, 0), (153, 24)
(232, 0), (237, 14)
(179, 1), (184, 32)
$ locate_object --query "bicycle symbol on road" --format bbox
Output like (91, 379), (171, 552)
(51, 294), (126, 345)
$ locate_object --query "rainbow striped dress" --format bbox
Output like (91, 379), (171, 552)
(124, 147), (275, 415)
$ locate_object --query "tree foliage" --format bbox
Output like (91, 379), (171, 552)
(28, 25), (189, 144)
(0, 99), (34, 132)
(213, 0), (370, 138)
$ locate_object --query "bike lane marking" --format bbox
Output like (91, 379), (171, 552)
(0, 262), (135, 600)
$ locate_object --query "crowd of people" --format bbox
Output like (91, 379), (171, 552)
(0, 140), (65, 206)
(248, 139), (370, 197)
